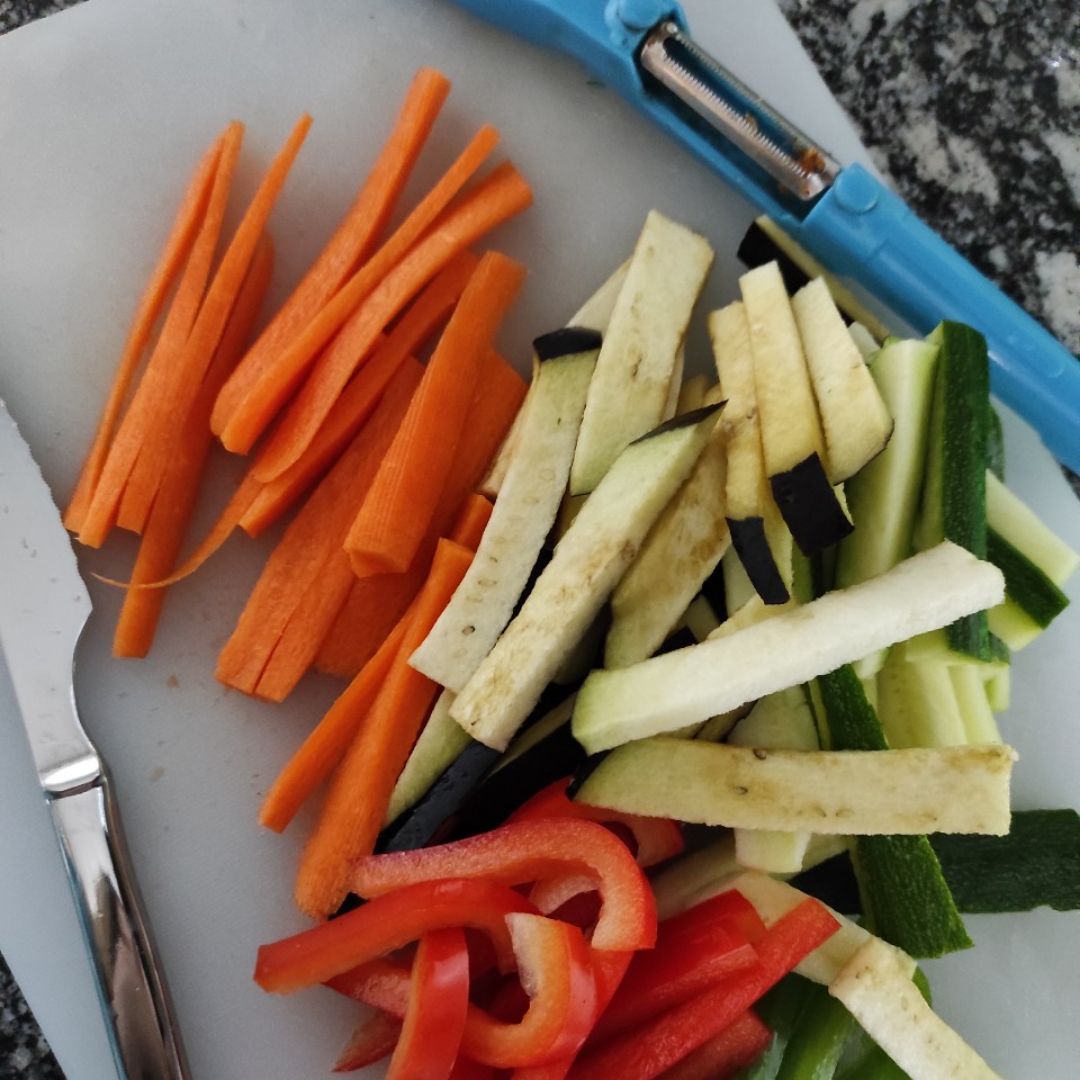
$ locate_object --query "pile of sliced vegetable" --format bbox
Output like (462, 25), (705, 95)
(68, 68), (1080, 1078)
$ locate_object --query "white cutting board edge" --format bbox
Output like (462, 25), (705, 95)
(0, 1), (1076, 1078)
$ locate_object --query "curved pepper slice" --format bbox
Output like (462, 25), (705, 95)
(508, 778), (685, 868)
(463, 913), (597, 1069)
(254, 879), (537, 993)
(388, 927), (470, 1079)
(510, 949), (634, 1080)
(350, 819), (656, 951)
(332, 916), (600, 1070)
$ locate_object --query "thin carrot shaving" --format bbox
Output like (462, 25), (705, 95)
(220, 123), (502, 456)
(212, 68), (451, 434)
(113, 236), (274, 657)
(215, 358), (423, 695)
(294, 539), (475, 917)
(112, 248), (476, 591)
(64, 129), (225, 534)
(117, 113), (313, 533)
(259, 606), (415, 833)
(77, 121), (245, 549)
(344, 251), (525, 578)
(245, 160), (530, 479)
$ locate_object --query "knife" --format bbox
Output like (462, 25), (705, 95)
(449, 0), (1080, 473)
(0, 399), (190, 1080)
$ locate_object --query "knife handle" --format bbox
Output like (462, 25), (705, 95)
(49, 775), (190, 1080)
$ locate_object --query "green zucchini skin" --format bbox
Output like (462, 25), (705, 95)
(988, 528), (1070, 629)
(815, 665), (972, 958)
(728, 516), (791, 605)
(915, 322), (992, 660)
(986, 405), (1005, 483)
(732, 976), (816, 1080)
(770, 454), (854, 556)
(774, 980), (858, 1080)
(793, 811), (1080, 916)
(930, 809), (1080, 914)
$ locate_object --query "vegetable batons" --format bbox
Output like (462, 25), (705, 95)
(791, 277), (892, 483)
(452, 405), (721, 751)
(572, 542), (1004, 752)
(570, 211), (713, 494)
(576, 738), (1015, 836)
(740, 262), (852, 554)
(410, 328), (600, 691)
(605, 382), (731, 668)
(710, 300), (792, 605)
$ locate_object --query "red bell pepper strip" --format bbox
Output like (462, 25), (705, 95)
(254, 879), (537, 993)
(508, 779), (684, 868)
(527, 875), (598, 920)
(659, 1010), (772, 1080)
(327, 915), (599, 1070)
(329, 957), (410, 1015)
(661, 890), (768, 947)
(350, 819), (656, 951)
(463, 913), (597, 1069)
(511, 950), (634, 1080)
(332, 1009), (401, 1073)
(569, 899), (839, 1080)
(388, 927), (470, 1080)
(592, 920), (757, 1041)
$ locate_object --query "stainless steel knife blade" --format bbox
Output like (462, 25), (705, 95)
(0, 396), (190, 1080)
(0, 400), (99, 793)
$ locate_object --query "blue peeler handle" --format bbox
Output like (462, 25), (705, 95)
(785, 168), (1080, 474)
(451, 0), (1080, 473)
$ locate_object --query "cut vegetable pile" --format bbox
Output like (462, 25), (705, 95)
(68, 71), (1080, 1079)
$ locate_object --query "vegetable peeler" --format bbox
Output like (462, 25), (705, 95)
(449, 0), (1080, 474)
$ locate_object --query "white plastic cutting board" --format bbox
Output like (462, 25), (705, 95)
(0, 1), (1077, 1077)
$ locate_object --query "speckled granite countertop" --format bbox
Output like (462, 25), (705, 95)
(1, 0), (1078, 1075)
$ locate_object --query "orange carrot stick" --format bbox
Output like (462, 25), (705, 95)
(344, 252), (525, 578)
(64, 130), (225, 534)
(259, 607), (415, 833)
(215, 358), (423, 695)
(448, 493), (494, 550)
(251, 550), (358, 703)
(113, 236), (274, 657)
(118, 114), (313, 533)
(294, 539), (475, 917)
(313, 357), (521, 681)
(77, 122), (245, 549)
(241, 250), (480, 537)
(314, 572), (418, 681)
(212, 68), (451, 434)
(127, 252), (477, 588)
(258, 491), (491, 697)
(220, 124), (502, 456)
(245, 162), (531, 478)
